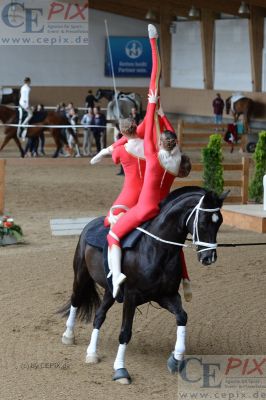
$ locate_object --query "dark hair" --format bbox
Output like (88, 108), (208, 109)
(24, 77), (31, 83)
(162, 130), (177, 140)
(178, 154), (191, 178)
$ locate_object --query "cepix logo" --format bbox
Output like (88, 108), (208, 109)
(1, 1), (88, 33)
(178, 355), (266, 399)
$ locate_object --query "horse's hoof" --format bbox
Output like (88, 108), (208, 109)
(112, 368), (131, 385)
(61, 333), (75, 345)
(167, 353), (185, 374)
(85, 352), (100, 364)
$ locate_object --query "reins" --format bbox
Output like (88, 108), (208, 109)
(137, 195), (221, 253)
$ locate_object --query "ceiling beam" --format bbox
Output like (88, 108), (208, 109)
(89, 0), (160, 21)
(168, 0), (239, 15)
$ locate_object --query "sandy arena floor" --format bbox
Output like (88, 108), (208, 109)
(0, 147), (265, 399)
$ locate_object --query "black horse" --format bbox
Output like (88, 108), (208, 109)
(95, 88), (115, 102)
(60, 187), (228, 384)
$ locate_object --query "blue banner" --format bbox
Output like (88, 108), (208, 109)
(105, 36), (152, 77)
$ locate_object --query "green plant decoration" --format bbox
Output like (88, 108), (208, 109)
(249, 131), (266, 202)
(202, 134), (224, 195)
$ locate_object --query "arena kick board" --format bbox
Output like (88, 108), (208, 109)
(50, 217), (96, 236)
(222, 204), (266, 233)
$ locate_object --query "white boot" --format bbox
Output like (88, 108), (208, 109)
(109, 245), (126, 298)
(148, 24), (158, 39)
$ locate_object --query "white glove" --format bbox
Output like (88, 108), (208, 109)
(148, 89), (159, 104)
(90, 147), (111, 164)
(157, 104), (164, 117)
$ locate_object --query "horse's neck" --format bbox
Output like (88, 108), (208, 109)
(149, 197), (196, 244)
(151, 191), (208, 243)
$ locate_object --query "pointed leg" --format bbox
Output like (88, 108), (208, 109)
(113, 293), (136, 384)
(86, 289), (115, 363)
(158, 294), (187, 374)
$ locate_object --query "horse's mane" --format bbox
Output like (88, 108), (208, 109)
(160, 186), (207, 211)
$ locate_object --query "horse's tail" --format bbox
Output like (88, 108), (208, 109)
(58, 234), (101, 323)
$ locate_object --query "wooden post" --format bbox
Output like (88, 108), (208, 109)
(177, 120), (184, 150)
(249, 6), (264, 92)
(242, 157), (250, 204)
(160, 6), (172, 87)
(0, 159), (6, 214)
(200, 9), (215, 89)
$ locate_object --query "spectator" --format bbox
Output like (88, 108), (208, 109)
(212, 93), (224, 124)
(24, 104), (46, 157)
(67, 107), (79, 148)
(81, 108), (94, 156)
(92, 106), (106, 153)
(56, 102), (66, 117)
(129, 106), (141, 125)
(85, 90), (97, 109)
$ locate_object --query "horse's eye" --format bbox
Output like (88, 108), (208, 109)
(212, 213), (219, 223)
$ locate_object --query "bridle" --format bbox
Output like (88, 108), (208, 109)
(185, 195), (220, 253)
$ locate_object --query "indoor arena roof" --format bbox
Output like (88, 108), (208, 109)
(86, 0), (266, 21)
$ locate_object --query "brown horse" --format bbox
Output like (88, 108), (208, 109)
(0, 88), (20, 106)
(225, 96), (253, 133)
(0, 105), (80, 157)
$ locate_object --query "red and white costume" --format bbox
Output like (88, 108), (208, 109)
(104, 139), (145, 226)
(105, 106), (175, 227)
(108, 33), (180, 245)
(108, 25), (190, 299)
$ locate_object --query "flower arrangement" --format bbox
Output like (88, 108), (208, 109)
(0, 215), (23, 245)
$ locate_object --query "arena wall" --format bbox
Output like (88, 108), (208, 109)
(30, 86), (266, 122)
(2, 8), (266, 119)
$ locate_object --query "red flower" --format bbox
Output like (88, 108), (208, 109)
(3, 221), (13, 228)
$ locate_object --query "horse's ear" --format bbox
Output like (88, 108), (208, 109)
(219, 190), (230, 203)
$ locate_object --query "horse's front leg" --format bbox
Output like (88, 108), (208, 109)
(51, 129), (63, 158)
(113, 292), (136, 385)
(86, 289), (115, 364)
(158, 293), (187, 374)
(0, 129), (24, 157)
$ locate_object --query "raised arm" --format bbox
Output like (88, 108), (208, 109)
(158, 104), (175, 132)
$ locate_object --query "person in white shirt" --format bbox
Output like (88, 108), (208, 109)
(19, 77), (33, 140)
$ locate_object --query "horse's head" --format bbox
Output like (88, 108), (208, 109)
(186, 190), (229, 266)
(225, 97), (231, 114)
(95, 89), (114, 102)
(95, 89), (102, 101)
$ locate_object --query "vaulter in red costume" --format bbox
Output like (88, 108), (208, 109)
(106, 24), (192, 300)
